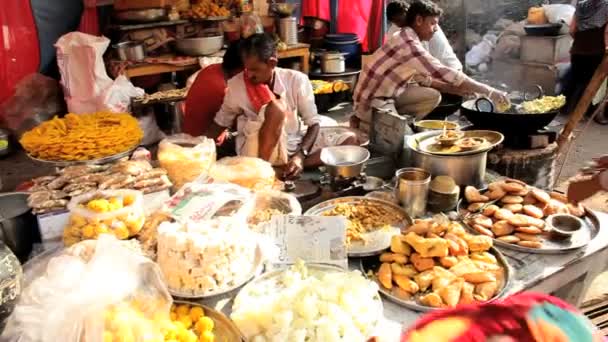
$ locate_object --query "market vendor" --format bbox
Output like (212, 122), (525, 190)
(353, 0), (508, 125)
(183, 42), (243, 138)
(567, 155), (608, 203)
(386, 0), (462, 71)
(205, 33), (357, 179)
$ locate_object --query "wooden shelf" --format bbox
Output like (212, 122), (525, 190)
(124, 63), (199, 78)
(277, 44), (311, 73)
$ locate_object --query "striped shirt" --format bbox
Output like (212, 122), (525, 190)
(353, 27), (465, 116)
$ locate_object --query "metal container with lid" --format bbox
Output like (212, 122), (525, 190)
(114, 41), (145, 61)
(278, 17), (298, 45)
(320, 51), (346, 73)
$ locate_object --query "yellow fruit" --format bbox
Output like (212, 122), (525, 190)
(189, 306), (205, 322)
(195, 317), (214, 333)
(199, 330), (215, 342)
(113, 225), (129, 240)
(82, 224), (96, 239)
(175, 304), (190, 317)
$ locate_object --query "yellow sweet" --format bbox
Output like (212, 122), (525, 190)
(103, 331), (113, 342)
(82, 224), (96, 239)
(194, 317), (214, 334)
(113, 225), (130, 240)
(178, 315), (193, 330)
(199, 331), (215, 342)
(175, 304), (190, 317)
(20, 112), (142, 161)
(189, 306), (204, 322)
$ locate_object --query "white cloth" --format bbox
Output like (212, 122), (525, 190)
(388, 25), (463, 71)
(238, 103), (290, 166)
(214, 67), (321, 155)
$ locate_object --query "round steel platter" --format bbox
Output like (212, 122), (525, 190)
(410, 130), (504, 156)
(173, 300), (245, 341)
(359, 246), (512, 312)
(304, 196), (413, 257)
(26, 144), (139, 167)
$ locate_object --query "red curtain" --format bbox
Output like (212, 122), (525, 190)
(78, 0), (100, 36)
(301, 0), (331, 21)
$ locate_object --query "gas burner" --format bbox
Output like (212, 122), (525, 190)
(321, 172), (367, 191)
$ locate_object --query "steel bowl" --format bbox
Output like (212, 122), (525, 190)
(175, 35), (224, 56)
(114, 8), (167, 23)
(114, 41), (146, 61)
(413, 120), (460, 133)
(320, 145), (370, 179)
(0, 192), (40, 262)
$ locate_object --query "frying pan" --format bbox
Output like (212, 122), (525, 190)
(425, 93), (463, 120)
(460, 85), (561, 133)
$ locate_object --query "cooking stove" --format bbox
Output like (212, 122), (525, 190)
(501, 129), (558, 149)
(284, 173), (368, 211)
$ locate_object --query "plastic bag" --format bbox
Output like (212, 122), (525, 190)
(1, 235), (171, 342)
(543, 4), (575, 25)
(209, 156), (276, 190)
(247, 190), (302, 232)
(158, 134), (217, 191)
(0, 74), (65, 136)
(63, 190), (145, 246)
(99, 75), (145, 113)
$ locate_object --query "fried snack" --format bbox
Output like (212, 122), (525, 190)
(531, 189), (551, 204)
(378, 263), (393, 289)
(503, 203), (523, 213)
(482, 205), (500, 217)
(410, 253), (436, 272)
(514, 232), (541, 242)
(501, 181), (525, 193)
(391, 235), (412, 255)
(464, 235), (493, 252)
(470, 252), (497, 264)
(438, 279), (463, 307)
(497, 235), (520, 244)
(20, 112), (142, 161)
(472, 216), (493, 229)
(472, 224), (494, 237)
(523, 204), (544, 219)
(431, 266), (458, 291)
(380, 252), (408, 264)
(485, 183), (506, 200)
(460, 282), (475, 304)
(465, 186), (489, 203)
(492, 220), (515, 237)
(501, 195), (524, 204)
(419, 292), (443, 308)
(439, 256), (459, 268)
(403, 232), (449, 258)
(391, 263), (418, 277)
(322, 202), (404, 243)
(515, 226), (543, 234)
(474, 281), (498, 301)
(394, 274), (420, 294)
(518, 240), (543, 248)
(414, 270), (435, 292)
(494, 208), (515, 220)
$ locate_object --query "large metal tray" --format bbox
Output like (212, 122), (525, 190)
(457, 197), (600, 254)
(359, 246), (512, 312)
(173, 300), (245, 341)
(410, 130), (504, 156)
(169, 244), (264, 299)
(26, 144), (139, 167)
(304, 196), (412, 257)
(233, 264), (384, 339)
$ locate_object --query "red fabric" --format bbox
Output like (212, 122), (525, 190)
(0, 0), (40, 105)
(243, 70), (275, 113)
(336, 0), (374, 52)
(367, 0), (386, 52)
(183, 64), (226, 137)
(78, 0), (99, 36)
(402, 293), (577, 342)
(301, 0), (331, 22)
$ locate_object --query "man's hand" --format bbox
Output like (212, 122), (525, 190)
(567, 174), (602, 204)
(283, 153), (304, 180)
(489, 89), (510, 111)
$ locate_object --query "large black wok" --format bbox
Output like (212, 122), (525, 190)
(426, 93), (463, 120)
(460, 89), (561, 133)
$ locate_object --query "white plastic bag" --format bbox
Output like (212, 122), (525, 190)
(99, 75), (144, 113)
(55, 32), (113, 113)
(157, 134), (217, 190)
(543, 4), (575, 25)
(465, 34), (496, 67)
(1, 235), (171, 342)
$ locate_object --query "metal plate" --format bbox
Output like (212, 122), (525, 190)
(411, 130), (504, 156)
(304, 197), (412, 257)
(359, 246), (512, 312)
(457, 198), (600, 254)
(169, 244), (264, 299)
(173, 300), (245, 341)
(26, 144), (139, 167)
(233, 264), (384, 339)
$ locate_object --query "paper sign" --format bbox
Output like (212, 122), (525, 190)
(264, 215), (348, 270)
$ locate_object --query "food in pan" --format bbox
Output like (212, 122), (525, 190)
(182, 0), (231, 18)
(371, 216), (504, 308)
(311, 80), (350, 94)
(231, 261), (381, 341)
(20, 112), (142, 161)
(321, 201), (405, 244)
(520, 95), (566, 114)
(436, 130), (464, 146)
(462, 179), (586, 249)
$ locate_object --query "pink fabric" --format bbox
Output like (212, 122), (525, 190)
(301, 0), (331, 21)
(243, 70), (276, 113)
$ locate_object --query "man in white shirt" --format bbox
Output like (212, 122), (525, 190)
(206, 34), (356, 179)
(386, 0), (462, 71)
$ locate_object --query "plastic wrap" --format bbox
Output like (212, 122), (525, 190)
(157, 134), (216, 191)
(1, 235), (171, 342)
(63, 189), (145, 246)
(209, 156), (276, 190)
(247, 190), (302, 232)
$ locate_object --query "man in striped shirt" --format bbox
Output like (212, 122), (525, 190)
(353, 0), (507, 127)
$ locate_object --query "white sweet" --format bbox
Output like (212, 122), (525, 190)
(156, 219), (255, 296)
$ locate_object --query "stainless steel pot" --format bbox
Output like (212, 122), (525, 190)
(114, 8), (167, 23)
(175, 34), (224, 56)
(114, 41), (146, 62)
(320, 52), (346, 73)
(320, 146), (370, 178)
(405, 134), (487, 188)
(0, 192), (40, 262)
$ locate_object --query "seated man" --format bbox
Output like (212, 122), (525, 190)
(386, 0), (462, 71)
(183, 42), (243, 138)
(206, 33), (356, 179)
(353, 0), (507, 128)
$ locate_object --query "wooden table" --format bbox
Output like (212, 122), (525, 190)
(123, 63), (200, 79)
(278, 43), (310, 74)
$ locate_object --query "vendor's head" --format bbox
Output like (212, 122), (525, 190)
(387, 0), (410, 28)
(240, 33), (278, 85)
(222, 41), (244, 79)
(406, 0), (442, 41)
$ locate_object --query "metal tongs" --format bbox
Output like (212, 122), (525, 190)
(474, 85), (544, 113)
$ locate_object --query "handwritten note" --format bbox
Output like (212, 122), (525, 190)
(265, 215), (348, 269)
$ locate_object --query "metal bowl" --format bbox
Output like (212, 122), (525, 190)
(414, 120), (460, 133)
(114, 8), (167, 23)
(175, 35), (224, 56)
(320, 146), (370, 179)
(271, 3), (298, 17)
